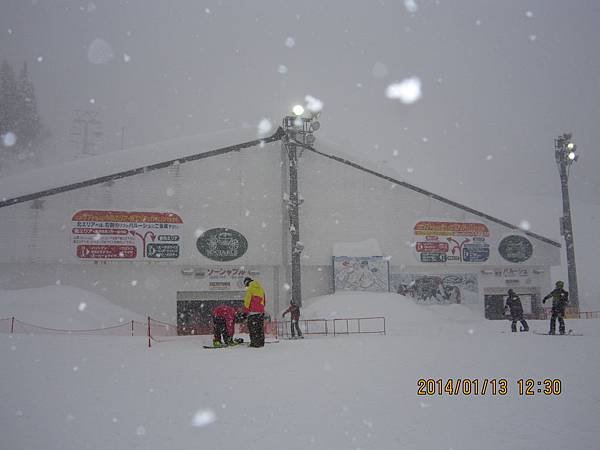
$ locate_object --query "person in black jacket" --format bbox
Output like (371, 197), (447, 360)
(504, 289), (529, 332)
(543, 281), (569, 335)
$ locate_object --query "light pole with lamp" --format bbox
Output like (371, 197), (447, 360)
(281, 105), (320, 307)
(554, 132), (579, 310)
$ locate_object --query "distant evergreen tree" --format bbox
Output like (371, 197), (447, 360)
(0, 60), (19, 141)
(0, 59), (44, 170)
(17, 62), (42, 151)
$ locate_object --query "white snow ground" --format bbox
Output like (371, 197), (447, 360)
(1, 287), (600, 450)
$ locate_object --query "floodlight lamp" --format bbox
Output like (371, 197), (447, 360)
(566, 142), (575, 151)
(292, 105), (304, 116)
(568, 151), (577, 160)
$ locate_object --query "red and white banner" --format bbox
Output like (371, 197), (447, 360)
(71, 210), (183, 260)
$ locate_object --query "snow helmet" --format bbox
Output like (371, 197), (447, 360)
(556, 280), (564, 288)
(243, 277), (253, 287)
(507, 289), (514, 296)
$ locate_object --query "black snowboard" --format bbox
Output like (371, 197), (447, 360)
(532, 330), (583, 336)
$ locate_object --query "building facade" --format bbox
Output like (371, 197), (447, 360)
(0, 130), (561, 329)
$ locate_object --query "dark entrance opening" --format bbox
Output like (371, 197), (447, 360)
(176, 298), (244, 335)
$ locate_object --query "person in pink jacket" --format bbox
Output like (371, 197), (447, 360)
(212, 304), (245, 347)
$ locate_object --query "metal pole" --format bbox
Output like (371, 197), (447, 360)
(555, 135), (579, 309)
(287, 141), (303, 307)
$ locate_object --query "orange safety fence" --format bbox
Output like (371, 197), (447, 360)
(1, 315), (389, 347)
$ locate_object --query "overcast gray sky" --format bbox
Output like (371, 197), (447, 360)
(1, 0), (600, 301)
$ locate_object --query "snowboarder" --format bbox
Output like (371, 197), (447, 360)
(243, 277), (266, 347)
(504, 289), (529, 332)
(211, 304), (246, 347)
(282, 301), (303, 339)
(542, 280), (569, 335)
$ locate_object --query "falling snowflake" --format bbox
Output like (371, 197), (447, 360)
(78, 302), (87, 312)
(285, 37), (296, 48)
(2, 132), (17, 147)
(88, 38), (114, 64)
(525, 11), (534, 18)
(123, 53), (131, 62)
(278, 64), (288, 74)
(191, 409), (217, 427)
(519, 220), (531, 231)
(485, 155), (493, 161)
(305, 95), (324, 113)
(131, 280), (138, 287)
(404, 0), (418, 13)
(385, 77), (422, 104)
(37, 56), (43, 62)
(529, 34), (537, 42)
(257, 118), (273, 136)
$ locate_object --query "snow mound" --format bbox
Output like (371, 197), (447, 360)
(0, 285), (144, 329)
(302, 292), (487, 335)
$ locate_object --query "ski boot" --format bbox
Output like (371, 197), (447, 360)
(212, 340), (223, 348)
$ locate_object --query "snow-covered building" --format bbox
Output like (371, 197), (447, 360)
(0, 127), (561, 329)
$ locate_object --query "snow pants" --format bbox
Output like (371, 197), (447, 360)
(290, 319), (302, 337)
(213, 316), (231, 344)
(550, 308), (566, 335)
(247, 313), (265, 347)
(510, 312), (528, 332)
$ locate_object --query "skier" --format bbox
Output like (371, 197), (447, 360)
(504, 289), (529, 332)
(282, 301), (303, 339)
(542, 280), (569, 335)
(243, 277), (266, 347)
(211, 304), (246, 347)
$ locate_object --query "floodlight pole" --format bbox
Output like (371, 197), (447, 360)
(554, 133), (579, 309)
(281, 113), (319, 307)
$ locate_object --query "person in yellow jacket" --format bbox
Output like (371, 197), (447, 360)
(243, 277), (266, 347)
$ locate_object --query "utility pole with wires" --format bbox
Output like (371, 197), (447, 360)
(281, 106), (321, 307)
(69, 109), (103, 156)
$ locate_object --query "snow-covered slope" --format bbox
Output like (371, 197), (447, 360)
(1, 288), (599, 450)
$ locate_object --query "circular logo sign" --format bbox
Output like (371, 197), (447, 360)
(196, 228), (248, 261)
(498, 235), (533, 263)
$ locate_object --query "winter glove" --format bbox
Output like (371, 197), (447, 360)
(542, 299), (546, 304)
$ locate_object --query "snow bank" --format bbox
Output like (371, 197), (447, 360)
(302, 292), (487, 335)
(0, 285), (144, 329)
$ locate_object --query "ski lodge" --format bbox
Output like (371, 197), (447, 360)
(0, 126), (562, 331)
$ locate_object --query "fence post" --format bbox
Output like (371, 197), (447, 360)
(11, 316), (14, 334)
(147, 317), (151, 348)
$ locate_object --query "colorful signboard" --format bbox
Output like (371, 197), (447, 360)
(196, 228), (248, 262)
(413, 221), (490, 264)
(333, 256), (390, 292)
(72, 210), (183, 260)
(390, 272), (479, 304)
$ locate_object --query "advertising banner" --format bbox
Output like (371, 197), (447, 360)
(72, 210), (183, 260)
(333, 256), (389, 292)
(413, 221), (490, 264)
(390, 272), (479, 304)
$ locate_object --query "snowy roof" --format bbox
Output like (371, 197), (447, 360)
(0, 126), (277, 203)
(0, 127), (559, 247)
